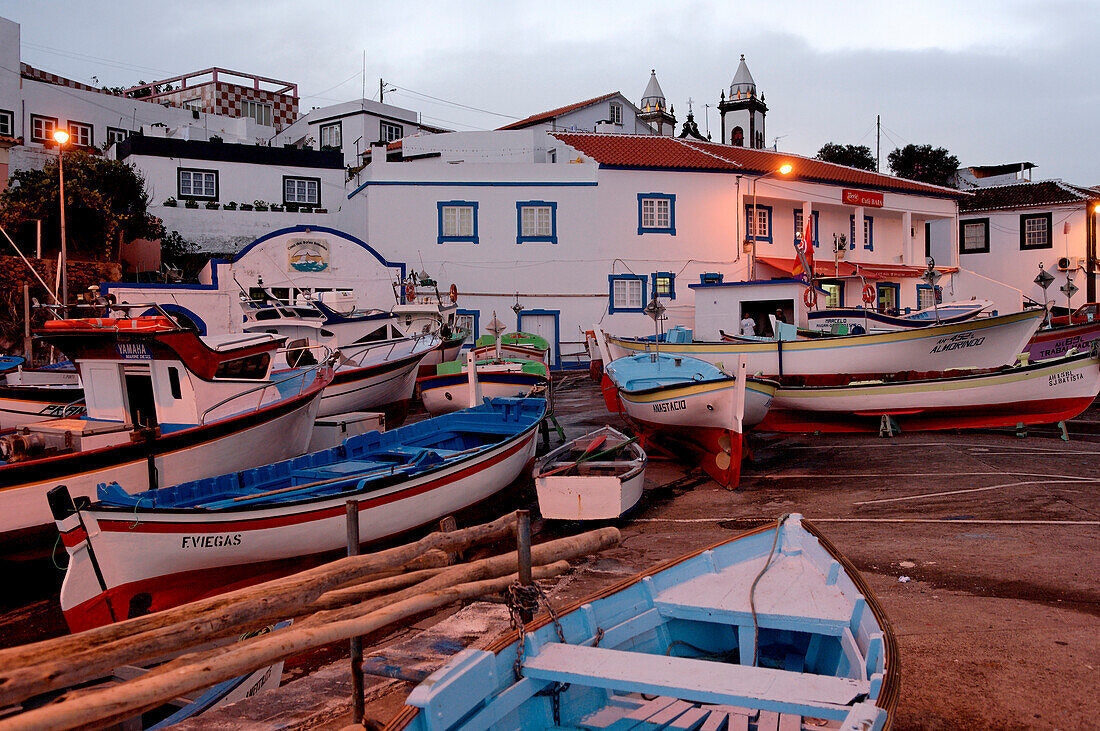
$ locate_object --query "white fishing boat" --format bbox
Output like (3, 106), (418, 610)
(806, 299), (992, 333)
(0, 367), (84, 429)
(389, 514), (897, 731)
(597, 333), (776, 487)
(0, 311), (331, 559)
(51, 397), (545, 632)
(759, 348), (1100, 433)
(533, 426), (647, 520)
(603, 308), (1044, 377)
(419, 358), (549, 417)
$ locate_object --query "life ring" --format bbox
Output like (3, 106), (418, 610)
(449, 283), (458, 304)
(404, 282), (416, 303)
(803, 287), (817, 309)
(862, 284), (876, 304)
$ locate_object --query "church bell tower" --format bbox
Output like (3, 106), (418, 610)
(718, 55), (767, 148)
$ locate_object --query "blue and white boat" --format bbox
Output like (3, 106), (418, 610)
(807, 300), (992, 333)
(51, 397), (546, 632)
(388, 514), (897, 731)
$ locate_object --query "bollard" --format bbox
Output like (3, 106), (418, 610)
(516, 509), (533, 623)
(346, 500), (364, 725)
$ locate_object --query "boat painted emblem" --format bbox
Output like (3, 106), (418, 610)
(1049, 370), (1083, 387)
(116, 342), (152, 360)
(652, 399), (687, 413)
(929, 331), (985, 354)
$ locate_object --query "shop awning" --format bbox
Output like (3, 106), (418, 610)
(757, 256), (957, 280)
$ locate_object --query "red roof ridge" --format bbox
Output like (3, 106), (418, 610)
(499, 92), (620, 130)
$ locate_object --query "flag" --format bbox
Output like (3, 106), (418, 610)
(792, 215), (814, 281)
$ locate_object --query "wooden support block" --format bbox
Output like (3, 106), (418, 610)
(726, 713), (748, 731)
(777, 713), (801, 731)
(755, 710), (780, 731)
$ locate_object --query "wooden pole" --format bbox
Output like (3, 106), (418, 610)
(0, 565), (573, 731)
(517, 510), (533, 623)
(0, 513), (520, 691)
(346, 500), (364, 726)
(23, 283), (32, 361)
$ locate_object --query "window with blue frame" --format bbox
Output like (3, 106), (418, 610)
(608, 274), (648, 314)
(876, 282), (899, 312)
(850, 215), (874, 251)
(651, 271), (676, 300)
(637, 193), (675, 235)
(455, 309), (480, 343)
(745, 204), (772, 243)
(437, 201), (479, 244)
(516, 201), (557, 244)
(818, 278), (843, 308)
(793, 209), (819, 248)
(916, 284), (941, 309)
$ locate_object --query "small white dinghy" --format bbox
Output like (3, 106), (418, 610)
(533, 426), (646, 520)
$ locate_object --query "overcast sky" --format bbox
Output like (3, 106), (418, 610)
(2, 0), (1097, 183)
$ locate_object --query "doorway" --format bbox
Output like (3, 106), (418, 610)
(517, 310), (560, 369)
(124, 370), (158, 429)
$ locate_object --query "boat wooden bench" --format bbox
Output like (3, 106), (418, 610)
(575, 693), (819, 731)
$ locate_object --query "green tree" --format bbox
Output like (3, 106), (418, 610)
(0, 150), (163, 259)
(815, 143), (877, 171)
(887, 144), (960, 187)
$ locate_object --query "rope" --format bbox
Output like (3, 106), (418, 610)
(749, 513), (789, 667)
(51, 532), (66, 571)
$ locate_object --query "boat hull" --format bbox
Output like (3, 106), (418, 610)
(533, 427), (647, 520)
(0, 381), (326, 558)
(388, 514), (897, 731)
(0, 384), (85, 430)
(759, 352), (1100, 433)
(605, 309), (1045, 377)
(56, 400), (544, 632)
(419, 371), (547, 416)
(1025, 321), (1100, 361)
(312, 349), (427, 419)
(416, 334), (470, 376)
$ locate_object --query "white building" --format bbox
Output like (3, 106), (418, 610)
(498, 90), (661, 136)
(932, 179), (1100, 312)
(342, 130), (962, 368)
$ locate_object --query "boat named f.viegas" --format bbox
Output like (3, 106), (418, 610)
(0, 314), (331, 559)
(51, 397), (545, 632)
(604, 308), (1045, 378)
(386, 514), (897, 731)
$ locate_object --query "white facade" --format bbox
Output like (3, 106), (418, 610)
(930, 180), (1100, 314)
(343, 131), (959, 368)
(103, 226), (406, 336)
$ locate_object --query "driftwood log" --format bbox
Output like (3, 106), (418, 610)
(0, 522), (620, 720)
(1, 564), (573, 731)
(0, 512), (518, 674)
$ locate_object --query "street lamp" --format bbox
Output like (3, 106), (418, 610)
(52, 128), (70, 315)
(749, 163), (793, 280)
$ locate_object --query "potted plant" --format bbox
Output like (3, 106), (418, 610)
(285, 202), (300, 213)
(209, 134), (223, 143)
(163, 197), (178, 207)
(205, 201), (220, 210)
(315, 207), (328, 214)
(184, 198), (199, 209)
(253, 200), (270, 212)
(270, 203), (284, 212)
(240, 202), (254, 211)
(223, 201), (238, 210)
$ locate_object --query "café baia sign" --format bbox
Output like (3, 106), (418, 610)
(842, 189), (884, 208)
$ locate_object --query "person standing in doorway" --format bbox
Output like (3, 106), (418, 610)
(740, 313), (756, 337)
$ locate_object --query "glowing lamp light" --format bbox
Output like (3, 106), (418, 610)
(778, 163), (793, 175)
(52, 129), (70, 145)
(1094, 203), (1100, 213)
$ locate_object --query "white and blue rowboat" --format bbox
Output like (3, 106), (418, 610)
(807, 300), (992, 333)
(604, 309), (1044, 378)
(533, 426), (647, 520)
(419, 355), (549, 417)
(387, 513), (898, 731)
(50, 397), (546, 633)
(597, 342), (777, 487)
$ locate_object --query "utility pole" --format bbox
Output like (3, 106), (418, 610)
(876, 115), (881, 172)
(379, 78), (384, 103)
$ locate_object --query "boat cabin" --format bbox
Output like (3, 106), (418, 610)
(25, 318), (288, 454)
(690, 278), (827, 340)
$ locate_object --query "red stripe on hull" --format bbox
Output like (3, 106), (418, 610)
(757, 396), (1096, 433)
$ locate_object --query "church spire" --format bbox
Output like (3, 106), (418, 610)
(638, 68), (676, 136)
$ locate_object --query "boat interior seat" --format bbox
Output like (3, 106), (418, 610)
(576, 694), (810, 731)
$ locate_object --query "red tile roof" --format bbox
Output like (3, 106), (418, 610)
(960, 180), (1099, 212)
(499, 93), (620, 131)
(550, 132), (966, 198)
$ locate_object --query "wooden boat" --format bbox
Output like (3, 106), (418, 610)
(51, 397), (546, 632)
(472, 331), (551, 366)
(598, 344), (777, 487)
(0, 313), (332, 559)
(807, 300), (991, 333)
(603, 308), (1045, 378)
(759, 349), (1100, 433)
(533, 426), (647, 520)
(1025, 320), (1100, 361)
(0, 358), (84, 429)
(387, 513), (897, 731)
(419, 357), (549, 417)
